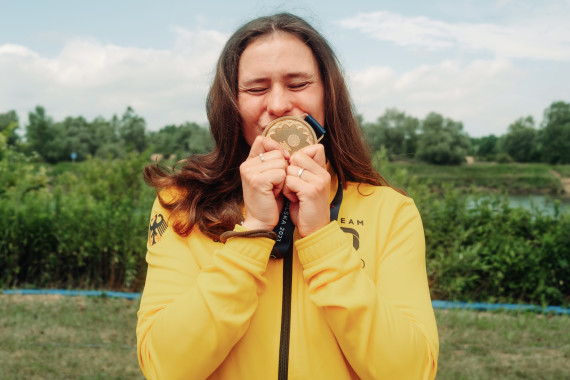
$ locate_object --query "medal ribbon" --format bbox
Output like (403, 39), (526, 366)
(270, 179), (343, 259)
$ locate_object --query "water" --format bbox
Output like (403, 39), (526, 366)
(469, 194), (570, 216)
(508, 195), (570, 215)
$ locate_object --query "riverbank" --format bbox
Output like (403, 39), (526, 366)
(551, 169), (570, 195)
(382, 162), (570, 196)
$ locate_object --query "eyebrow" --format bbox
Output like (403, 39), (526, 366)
(239, 72), (315, 87)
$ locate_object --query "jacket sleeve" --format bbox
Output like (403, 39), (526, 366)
(295, 197), (439, 380)
(136, 199), (273, 380)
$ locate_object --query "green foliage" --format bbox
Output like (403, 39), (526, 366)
(23, 106), (147, 163)
(0, 122), (18, 160)
(416, 112), (470, 165)
(119, 107), (147, 153)
(386, 161), (563, 195)
(470, 134), (499, 161)
(384, 170), (570, 305)
(364, 101), (570, 166)
(540, 100), (570, 164)
(378, 161), (570, 305)
(20, 106), (214, 164)
(496, 153), (513, 164)
(25, 106), (55, 161)
(3, 148), (569, 305)
(362, 108), (419, 160)
(147, 121), (213, 159)
(554, 164), (570, 177)
(0, 110), (20, 146)
(499, 116), (539, 162)
(0, 152), (155, 290)
(420, 189), (569, 305)
(3, 106), (570, 306)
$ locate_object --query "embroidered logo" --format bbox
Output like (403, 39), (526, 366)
(340, 226), (365, 268)
(340, 227), (360, 250)
(148, 213), (167, 246)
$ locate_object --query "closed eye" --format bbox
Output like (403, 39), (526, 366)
(289, 82), (310, 90)
(244, 87), (268, 95)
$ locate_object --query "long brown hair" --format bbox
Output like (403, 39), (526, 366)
(144, 13), (395, 240)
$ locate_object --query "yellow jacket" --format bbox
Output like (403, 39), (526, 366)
(137, 175), (439, 379)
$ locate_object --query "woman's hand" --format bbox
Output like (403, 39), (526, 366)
(283, 144), (331, 238)
(240, 136), (290, 231)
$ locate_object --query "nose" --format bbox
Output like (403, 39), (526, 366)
(266, 86), (292, 117)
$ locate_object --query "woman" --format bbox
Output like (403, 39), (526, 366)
(137, 13), (438, 380)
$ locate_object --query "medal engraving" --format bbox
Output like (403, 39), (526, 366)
(262, 115), (317, 153)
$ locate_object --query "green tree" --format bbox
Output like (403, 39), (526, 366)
(540, 101), (570, 164)
(60, 116), (93, 161)
(148, 122), (213, 158)
(499, 116), (539, 162)
(119, 107), (147, 153)
(92, 116), (124, 159)
(471, 135), (498, 161)
(0, 122), (17, 159)
(362, 108), (419, 160)
(0, 110), (20, 146)
(416, 112), (470, 165)
(41, 122), (68, 163)
(26, 106), (57, 161)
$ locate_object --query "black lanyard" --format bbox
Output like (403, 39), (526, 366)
(270, 178), (343, 259)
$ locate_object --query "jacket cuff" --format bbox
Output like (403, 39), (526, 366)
(222, 224), (275, 264)
(295, 222), (351, 266)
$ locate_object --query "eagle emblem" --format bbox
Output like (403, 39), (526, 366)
(148, 213), (167, 246)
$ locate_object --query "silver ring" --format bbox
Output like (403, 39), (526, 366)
(297, 168), (305, 179)
(259, 153), (265, 163)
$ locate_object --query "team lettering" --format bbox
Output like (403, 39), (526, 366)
(339, 218), (364, 226)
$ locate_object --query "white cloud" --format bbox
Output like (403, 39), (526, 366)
(0, 27), (228, 130)
(0, 44), (39, 57)
(348, 58), (543, 136)
(339, 9), (570, 61)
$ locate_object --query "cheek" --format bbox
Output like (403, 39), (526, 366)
(311, 94), (326, 127)
(238, 96), (258, 124)
(237, 100), (258, 145)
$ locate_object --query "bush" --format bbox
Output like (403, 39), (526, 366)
(378, 160), (570, 305)
(496, 153), (513, 164)
(419, 188), (569, 305)
(1, 149), (569, 306)
(0, 153), (155, 290)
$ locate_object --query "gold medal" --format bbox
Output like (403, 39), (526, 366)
(262, 114), (318, 154)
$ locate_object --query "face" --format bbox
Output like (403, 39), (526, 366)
(237, 32), (325, 146)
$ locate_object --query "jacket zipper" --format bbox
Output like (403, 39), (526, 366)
(276, 180), (343, 379)
(277, 245), (293, 380)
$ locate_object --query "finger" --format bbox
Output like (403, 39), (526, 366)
(285, 164), (331, 198)
(282, 184), (299, 203)
(286, 165), (315, 183)
(248, 136), (291, 159)
(289, 154), (327, 179)
(292, 144), (326, 167)
(246, 153), (289, 172)
(245, 168), (287, 193)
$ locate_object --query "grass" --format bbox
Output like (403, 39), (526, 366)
(383, 162), (565, 195)
(436, 309), (570, 380)
(1, 295), (569, 379)
(0, 295), (143, 380)
(553, 164), (570, 177)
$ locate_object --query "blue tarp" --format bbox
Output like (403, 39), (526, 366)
(431, 300), (570, 315)
(2, 289), (141, 300)
(2, 289), (569, 314)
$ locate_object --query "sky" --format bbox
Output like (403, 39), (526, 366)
(1, 0), (569, 137)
